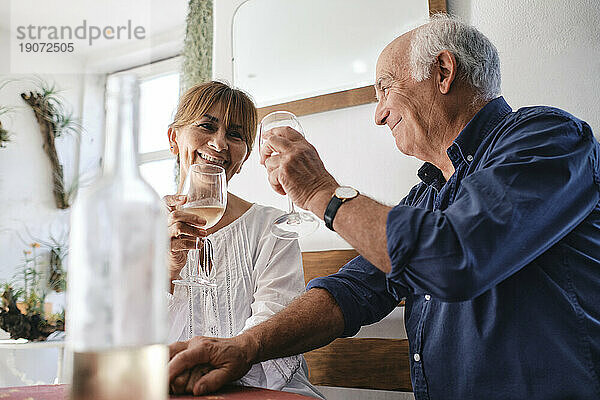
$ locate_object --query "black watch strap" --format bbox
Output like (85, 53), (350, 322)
(324, 187), (359, 231)
(324, 196), (344, 231)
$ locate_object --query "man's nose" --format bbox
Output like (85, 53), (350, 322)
(375, 100), (389, 126)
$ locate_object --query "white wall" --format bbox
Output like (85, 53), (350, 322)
(0, 72), (83, 387)
(0, 0), (186, 305)
(449, 0), (600, 135)
(0, 73), (84, 285)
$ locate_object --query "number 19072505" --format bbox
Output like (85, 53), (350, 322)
(19, 42), (74, 52)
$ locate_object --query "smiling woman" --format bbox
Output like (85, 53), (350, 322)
(163, 81), (324, 399)
(167, 81), (255, 183)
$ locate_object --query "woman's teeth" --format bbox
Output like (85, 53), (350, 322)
(197, 152), (226, 166)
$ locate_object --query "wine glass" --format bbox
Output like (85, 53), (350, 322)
(174, 163), (226, 286)
(172, 163), (226, 338)
(259, 111), (319, 239)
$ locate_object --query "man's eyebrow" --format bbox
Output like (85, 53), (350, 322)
(375, 76), (392, 90)
(374, 76), (391, 100)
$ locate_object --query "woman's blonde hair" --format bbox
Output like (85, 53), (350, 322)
(170, 81), (258, 151)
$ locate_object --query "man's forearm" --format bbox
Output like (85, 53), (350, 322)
(308, 190), (393, 273)
(239, 288), (345, 364)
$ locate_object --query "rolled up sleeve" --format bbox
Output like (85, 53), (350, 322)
(307, 255), (404, 337)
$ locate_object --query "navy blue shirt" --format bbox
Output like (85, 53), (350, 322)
(307, 97), (600, 399)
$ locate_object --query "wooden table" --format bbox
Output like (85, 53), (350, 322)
(0, 384), (316, 399)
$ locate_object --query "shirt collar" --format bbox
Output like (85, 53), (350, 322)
(417, 96), (512, 189)
(452, 96), (512, 163)
(418, 162), (445, 191)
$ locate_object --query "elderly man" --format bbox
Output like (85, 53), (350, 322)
(169, 15), (600, 399)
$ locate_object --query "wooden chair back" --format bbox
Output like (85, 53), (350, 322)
(301, 250), (413, 392)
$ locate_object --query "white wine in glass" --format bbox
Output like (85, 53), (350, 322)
(172, 163), (226, 339)
(182, 205), (226, 229)
(259, 111), (319, 239)
(175, 163), (226, 285)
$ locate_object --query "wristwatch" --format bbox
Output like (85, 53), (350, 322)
(324, 186), (359, 231)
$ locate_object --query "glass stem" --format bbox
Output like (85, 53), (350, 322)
(202, 238), (207, 279)
(187, 285), (194, 340)
(196, 237), (201, 278)
(203, 287), (209, 336)
(187, 255), (193, 279)
(287, 196), (296, 214)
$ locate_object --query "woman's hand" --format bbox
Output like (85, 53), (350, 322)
(164, 195), (208, 293)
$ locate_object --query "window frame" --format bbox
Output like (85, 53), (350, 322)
(108, 56), (182, 195)
(110, 56), (182, 164)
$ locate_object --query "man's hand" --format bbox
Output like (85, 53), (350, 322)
(261, 127), (393, 273)
(168, 335), (257, 395)
(259, 126), (338, 212)
(168, 289), (346, 395)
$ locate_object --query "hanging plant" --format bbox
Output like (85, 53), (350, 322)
(181, 0), (213, 91)
(0, 121), (9, 148)
(0, 80), (15, 148)
(175, 0), (213, 186)
(14, 223), (69, 294)
(45, 234), (68, 294)
(20, 78), (82, 209)
(0, 106), (14, 148)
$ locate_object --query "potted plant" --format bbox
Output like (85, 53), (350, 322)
(0, 241), (66, 341)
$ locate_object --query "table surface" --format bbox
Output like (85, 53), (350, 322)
(0, 384), (316, 399)
(0, 339), (65, 349)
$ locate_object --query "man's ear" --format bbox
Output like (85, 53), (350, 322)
(167, 127), (179, 155)
(435, 50), (457, 95)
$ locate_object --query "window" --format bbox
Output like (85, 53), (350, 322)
(110, 57), (181, 198)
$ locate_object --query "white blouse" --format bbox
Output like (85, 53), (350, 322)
(167, 204), (323, 399)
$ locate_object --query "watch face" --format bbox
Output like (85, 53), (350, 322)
(335, 186), (358, 199)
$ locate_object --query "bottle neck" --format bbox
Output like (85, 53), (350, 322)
(103, 75), (141, 179)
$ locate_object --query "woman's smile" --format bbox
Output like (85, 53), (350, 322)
(196, 150), (227, 167)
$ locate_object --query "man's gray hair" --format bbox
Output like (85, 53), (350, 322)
(410, 14), (501, 102)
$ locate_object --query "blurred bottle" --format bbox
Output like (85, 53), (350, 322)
(68, 75), (168, 400)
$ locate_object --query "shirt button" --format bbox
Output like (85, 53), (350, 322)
(425, 294), (431, 301)
(413, 353), (421, 362)
(466, 154), (474, 162)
